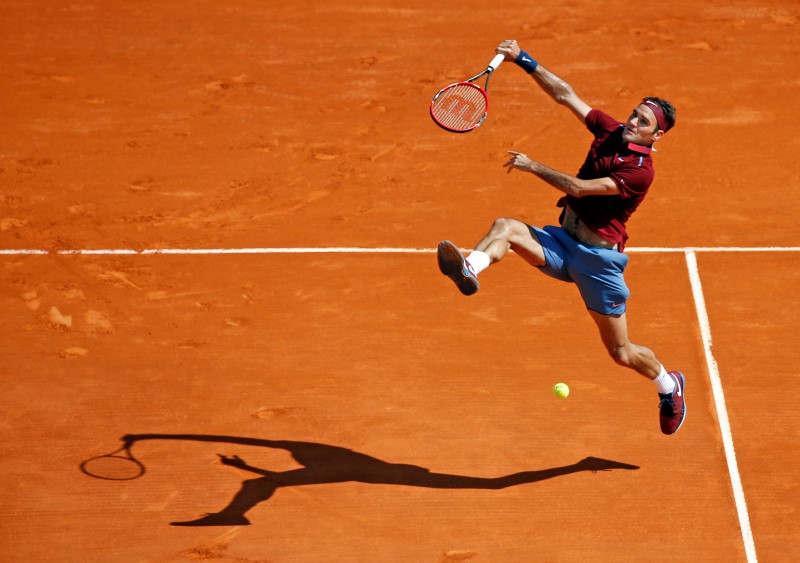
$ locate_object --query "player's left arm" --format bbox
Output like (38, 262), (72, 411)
(504, 151), (619, 197)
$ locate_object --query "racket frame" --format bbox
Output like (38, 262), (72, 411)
(430, 54), (505, 133)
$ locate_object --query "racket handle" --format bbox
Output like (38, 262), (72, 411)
(488, 53), (505, 71)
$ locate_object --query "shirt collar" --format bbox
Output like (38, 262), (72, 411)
(627, 142), (652, 155)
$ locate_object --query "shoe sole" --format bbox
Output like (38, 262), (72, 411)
(668, 371), (687, 434)
(437, 241), (479, 296)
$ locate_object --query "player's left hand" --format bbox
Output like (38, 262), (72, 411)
(218, 454), (247, 468)
(504, 151), (534, 173)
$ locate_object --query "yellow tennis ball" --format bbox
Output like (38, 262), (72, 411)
(553, 383), (570, 399)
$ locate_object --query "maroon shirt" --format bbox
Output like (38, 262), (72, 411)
(557, 109), (655, 250)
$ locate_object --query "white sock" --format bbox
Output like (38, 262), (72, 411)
(465, 251), (491, 275)
(653, 366), (676, 394)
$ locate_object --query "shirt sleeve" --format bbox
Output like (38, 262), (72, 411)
(585, 109), (622, 136)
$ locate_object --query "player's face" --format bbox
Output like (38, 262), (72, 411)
(623, 104), (662, 146)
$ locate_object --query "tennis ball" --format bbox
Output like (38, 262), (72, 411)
(553, 383), (570, 399)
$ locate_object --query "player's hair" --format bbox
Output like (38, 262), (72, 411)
(647, 97), (676, 132)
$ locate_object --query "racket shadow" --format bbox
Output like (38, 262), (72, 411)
(80, 440), (145, 481)
(109, 433), (638, 526)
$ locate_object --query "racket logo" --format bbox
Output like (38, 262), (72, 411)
(444, 96), (478, 118)
(430, 82), (489, 133)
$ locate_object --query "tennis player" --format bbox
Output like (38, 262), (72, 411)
(437, 39), (686, 435)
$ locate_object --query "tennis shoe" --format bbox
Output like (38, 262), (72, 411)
(658, 371), (686, 435)
(437, 240), (479, 296)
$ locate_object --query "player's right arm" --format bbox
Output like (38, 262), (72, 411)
(529, 65), (592, 122)
(496, 40), (592, 123)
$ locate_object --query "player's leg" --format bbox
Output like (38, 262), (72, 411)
(588, 310), (661, 378)
(170, 477), (277, 526)
(588, 310), (687, 435)
(437, 218), (545, 295)
(472, 217), (546, 267)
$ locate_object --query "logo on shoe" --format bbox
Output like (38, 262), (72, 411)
(670, 374), (683, 396)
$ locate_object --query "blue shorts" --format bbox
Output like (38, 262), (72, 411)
(530, 225), (630, 316)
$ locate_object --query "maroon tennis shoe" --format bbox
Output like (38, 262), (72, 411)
(437, 241), (479, 296)
(659, 371), (686, 435)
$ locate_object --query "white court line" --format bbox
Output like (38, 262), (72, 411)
(630, 246), (800, 253)
(685, 250), (757, 563)
(0, 249), (50, 255)
(1, 246), (799, 255)
(0, 247), (432, 255)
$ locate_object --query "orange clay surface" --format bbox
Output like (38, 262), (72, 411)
(2, 1), (799, 561)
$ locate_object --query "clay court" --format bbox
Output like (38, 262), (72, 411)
(2, 1), (799, 561)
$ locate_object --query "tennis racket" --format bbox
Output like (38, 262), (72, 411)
(430, 53), (505, 133)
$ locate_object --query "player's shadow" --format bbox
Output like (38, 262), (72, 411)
(121, 433), (639, 526)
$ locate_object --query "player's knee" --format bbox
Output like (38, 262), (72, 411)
(608, 344), (634, 368)
(490, 217), (517, 238)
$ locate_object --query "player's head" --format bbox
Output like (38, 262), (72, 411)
(623, 97), (676, 146)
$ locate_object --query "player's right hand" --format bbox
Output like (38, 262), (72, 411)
(496, 39), (521, 61)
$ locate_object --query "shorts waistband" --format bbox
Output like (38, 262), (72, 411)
(561, 207), (619, 250)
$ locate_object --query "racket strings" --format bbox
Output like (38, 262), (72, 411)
(431, 83), (488, 132)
